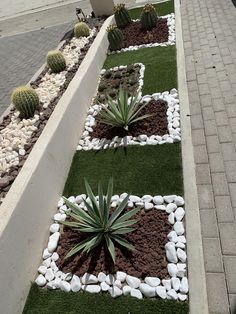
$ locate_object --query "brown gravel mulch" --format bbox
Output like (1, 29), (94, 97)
(120, 19), (169, 49)
(91, 99), (169, 140)
(57, 208), (172, 279)
(0, 20), (103, 203)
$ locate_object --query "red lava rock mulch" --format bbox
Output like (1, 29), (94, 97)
(57, 208), (172, 279)
(91, 99), (169, 140)
(120, 19), (169, 49)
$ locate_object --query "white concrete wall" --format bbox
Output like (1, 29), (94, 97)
(0, 15), (113, 314)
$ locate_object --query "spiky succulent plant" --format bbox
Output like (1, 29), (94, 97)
(59, 178), (140, 262)
(107, 25), (123, 51)
(140, 3), (158, 30)
(74, 22), (90, 38)
(114, 3), (132, 28)
(46, 50), (66, 73)
(97, 88), (151, 131)
(11, 86), (40, 118)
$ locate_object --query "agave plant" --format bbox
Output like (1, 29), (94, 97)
(97, 88), (151, 131)
(59, 178), (140, 263)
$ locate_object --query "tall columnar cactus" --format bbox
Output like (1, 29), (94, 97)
(74, 22), (90, 38)
(46, 50), (66, 73)
(114, 3), (132, 28)
(140, 4), (158, 30)
(107, 25), (123, 51)
(11, 86), (40, 119)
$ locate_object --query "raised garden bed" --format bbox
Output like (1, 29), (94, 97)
(0, 19), (103, 205)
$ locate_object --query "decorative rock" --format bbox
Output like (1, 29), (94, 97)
(106, 274), (115, 285)
(35, 274), (46, 286)
(101, 282), (110, 291)
(168, 231), (178, 243)
(82, 273), (98, 285)
(167, 289), (178, 300)
(51, 252), (59, 261)
(168, 212), (175, 224)
(180, 277), (189, 293)
(175, 207), (185, 221)
(145, 277), (160, 287)
(177, 235), (186, 243)
(176, 242), (185, 249)
(71, 275), (81, 292)
(43, 248), (52, 259)
(98, 272), (106, 282)
(162, 279), (171, 291)
(144, 202), (153, 210)
(116, 271), (126, 282)
(123, 285), (131, 296)
(84, 285), (101, 294)
(166, 203), (177, 213)
(171, 277), (180, 291)
(54, 213), (66, 222)
(130, 195), (141, 203)
(142, 195), (152, 202)
(47, 281), (56, 290)
(126, 275), (141, 288)
(60, 281), (71, 292)
(165, 242), (178, 263)
(50, 223), (60, 233)
(156, 286), (167, 299)
(175, 196), (185, 206)
(62, 273), (72, 281)
(45, 268), (55, 281)
(164, 195), (176, 203)
(174, 222), (185, 235)
(114, 280), (122, 289)
(178, 293), (187, 301)
(48, 232), (60, 252)
(177, 248), (187, 262)
(109, 286), (123, 298)
(38, 265), (47, 275)
(153, 196), (164, 205)
(177, 263), (186, 277)
(139, 283), (156, 297)
(130, 288), (143, 299)
(42, 257), (51, 268)
(154, 205), (166, 211)
(167, 263), (178, 277)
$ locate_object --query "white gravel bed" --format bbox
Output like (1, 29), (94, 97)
(108, 14), (175, 55)
(0, 28), (96, 176)
(76, 87), (181, 152)
(35, 194), (188, 301)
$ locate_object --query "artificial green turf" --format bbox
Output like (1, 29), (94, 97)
(23, 284), (189, 314)
(129, 0), (174, 19)
(63, 144), (183, 197)
(104, 46), (177, 94)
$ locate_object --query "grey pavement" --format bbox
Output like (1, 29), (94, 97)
(181, 0), (236, 313)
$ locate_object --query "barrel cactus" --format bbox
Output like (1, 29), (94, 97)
(140, 4), (158, 30)
(74, 22), (90, 38)
(46, 50), (66, 73)
(11, 86), (40, 118)
(114, 3), (132, 28)
(107, 25), (123, 51)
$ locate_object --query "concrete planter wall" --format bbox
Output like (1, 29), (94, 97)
(0, 15), (114, 314)
(90, 0), (114, 16)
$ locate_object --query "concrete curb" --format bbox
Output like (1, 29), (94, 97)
(0, 15), (113, 314)
(175, 0), (209, 313)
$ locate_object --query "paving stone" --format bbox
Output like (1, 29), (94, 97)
(215, 196), (234, 223)
(206, 273), (230, 314)
(197, 185), (215, 209)
(203, 238), (224, 273)
(204, 120), (217, 136)
(191, 114), (204, 130)
(208, 152), (224, 173)
(206, 135), (221, 153)
(225, 161), (236, 183)
(194, 145), (209, 164)
(200, 209), (218, 238)
(202, 107), (215, 121)
(219, 223), (236, 255)
(212, 98), (225, 112)
(223, 256), (236, 294)
(196, 164), (211, 184)
(215, 111), (229, 126)
(218, 126), (233, 143)
(221, 143), (236, 161)
(192, 129), (206, 146)
(212, 173), (229, 195)
(229, 294), (236, 314)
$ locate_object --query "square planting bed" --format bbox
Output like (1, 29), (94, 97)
(35, 194), (188, 301)
(109, 14), (175, 55)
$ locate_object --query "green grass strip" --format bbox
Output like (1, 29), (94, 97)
(23, 284), (189, 314)
(63, 144), (183, 197)
(129, 0), (174, 19)
(104, 46), (177, 94)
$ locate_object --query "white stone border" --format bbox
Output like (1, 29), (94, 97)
(77, 87), (181, 151)
(35, 194), (188, 301)
(108, 14), (175, 55)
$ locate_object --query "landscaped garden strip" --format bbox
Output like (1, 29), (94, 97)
(0, 19), (103, 205)
(23, 1), (188, 312)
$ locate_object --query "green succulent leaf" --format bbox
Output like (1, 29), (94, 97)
(105, 234), (116, 263)
(111, 234), (135, 251)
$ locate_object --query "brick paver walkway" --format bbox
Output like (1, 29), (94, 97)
(181, 0), (236, 313)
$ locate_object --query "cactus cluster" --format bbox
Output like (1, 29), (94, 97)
(11, 86), (40, 119)
(46, 50), (66, 73)
(114, 3), (132, 28)
(74, 22), (90, 38)
(107, 25), (123, 51)
(140, 3), (158, 30)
